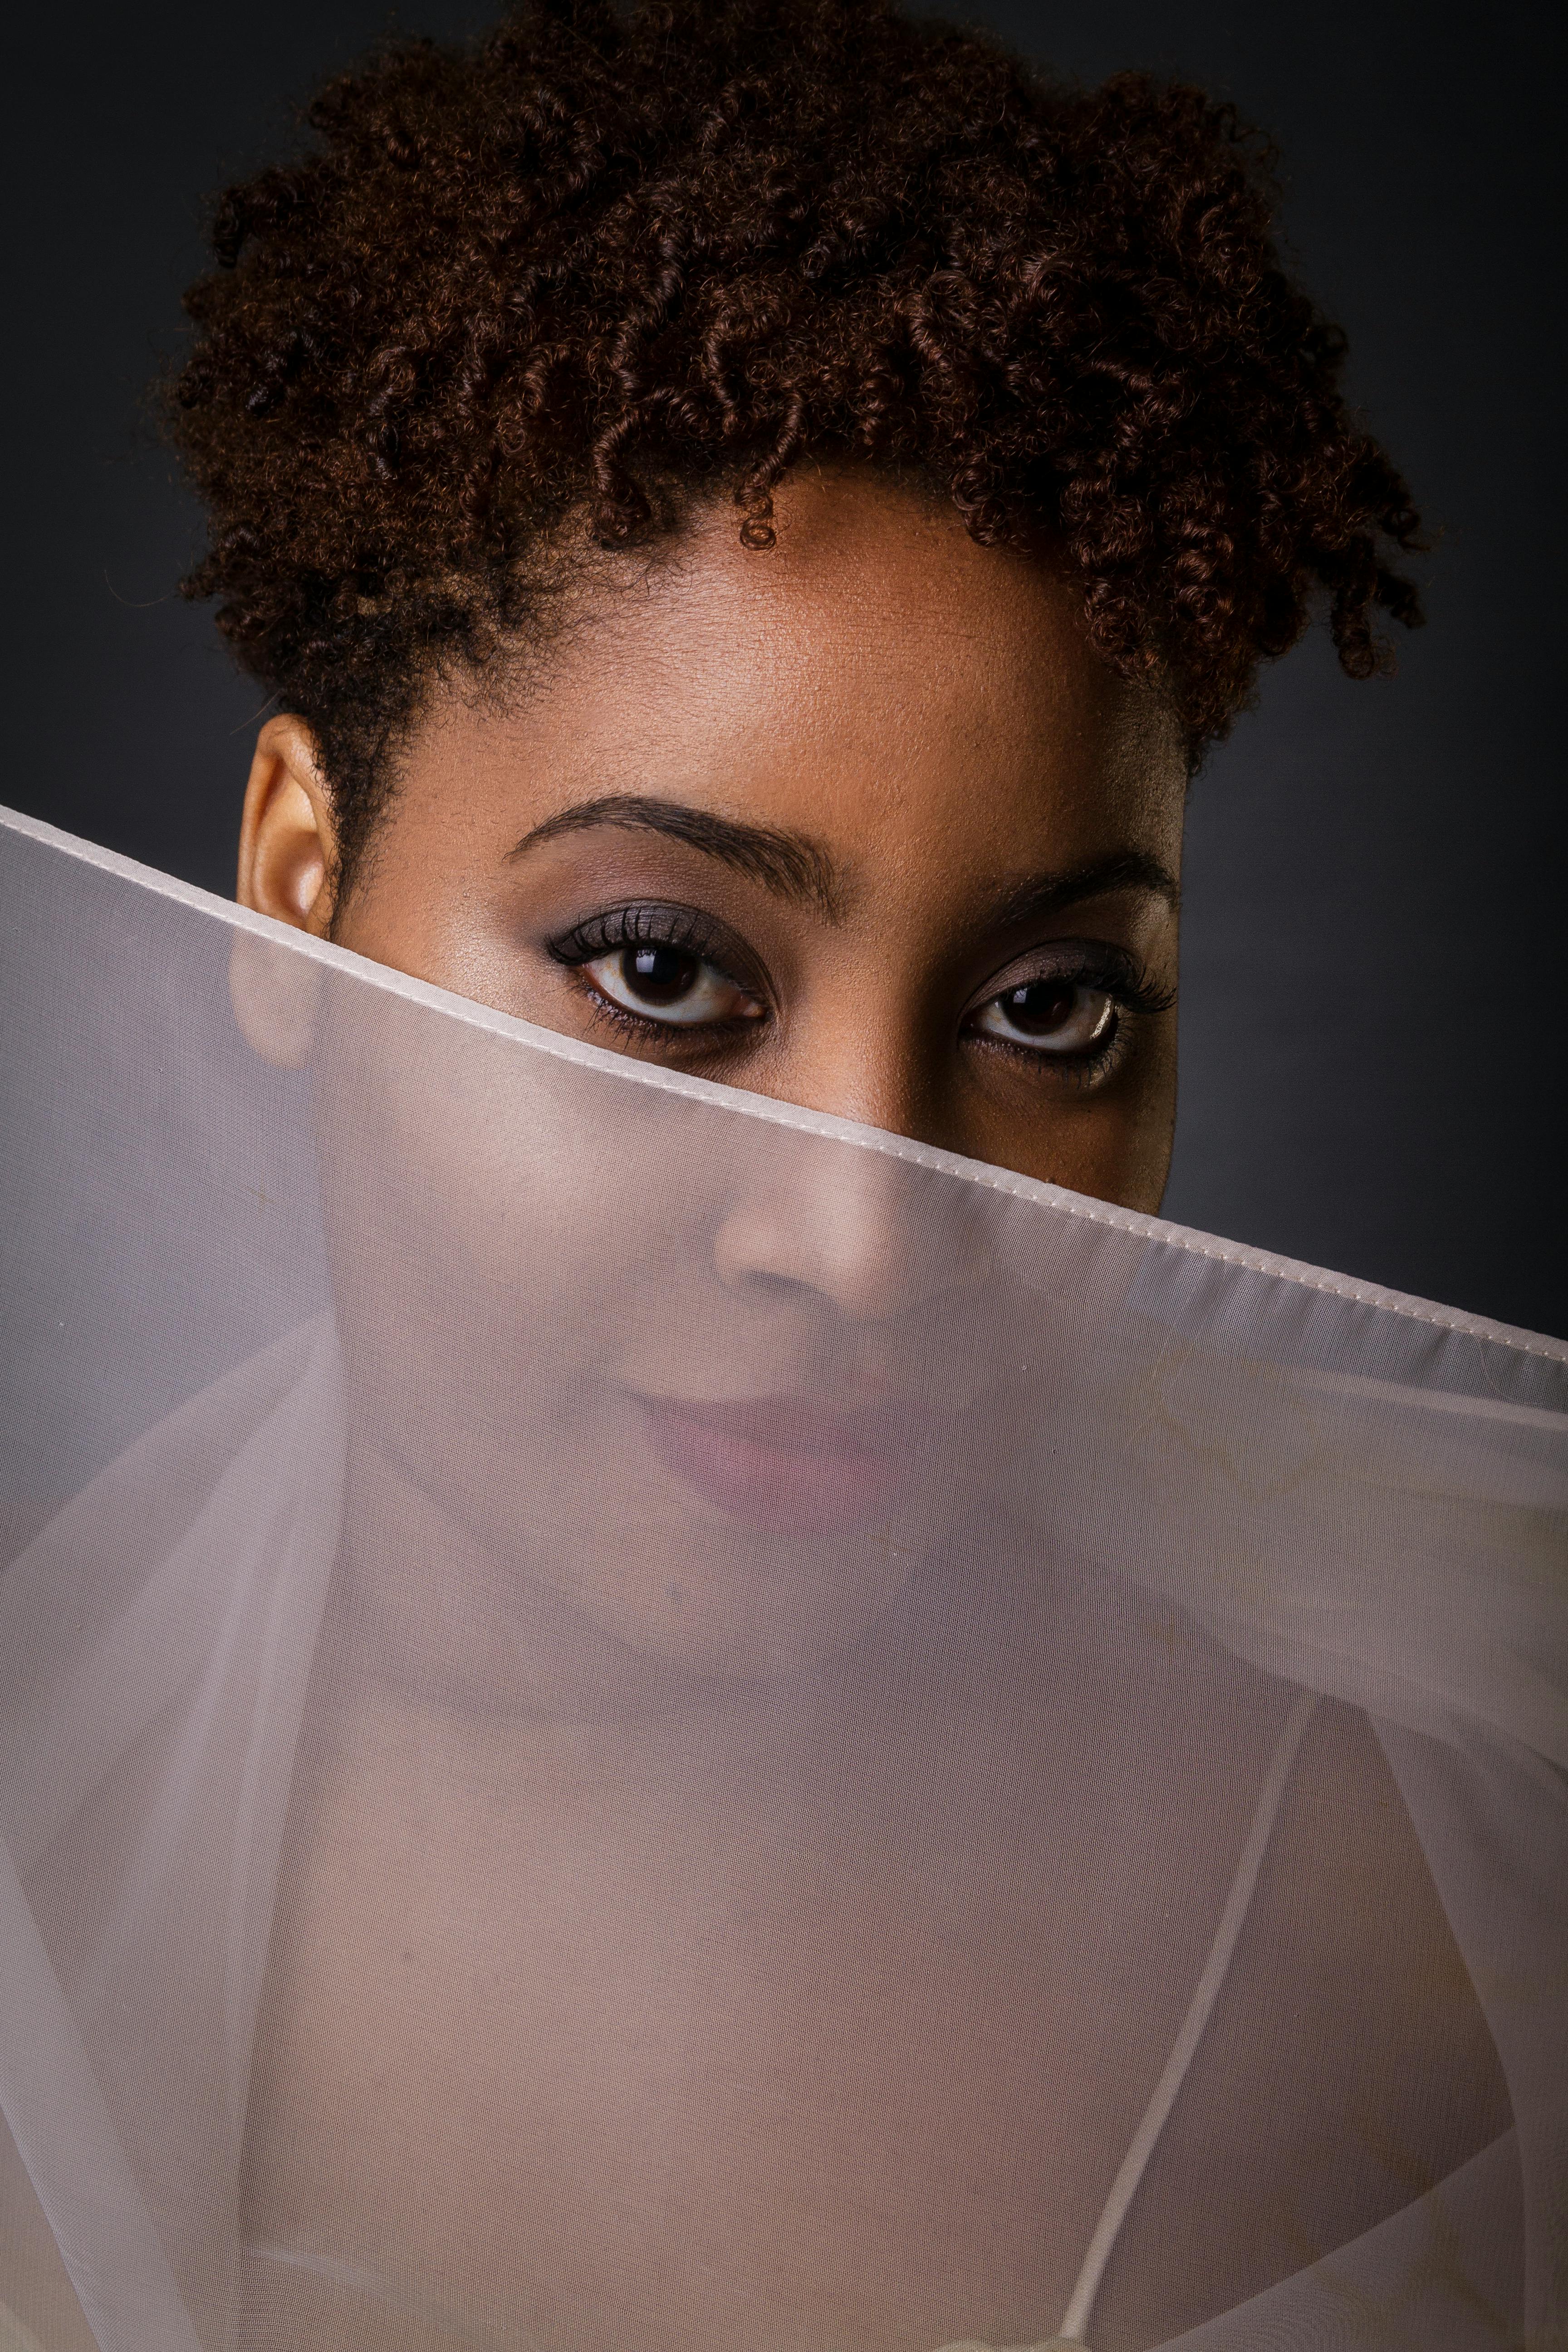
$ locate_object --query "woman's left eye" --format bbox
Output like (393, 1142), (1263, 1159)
(583, 943), (763, 1028)
(969, 977), (1117, 1056)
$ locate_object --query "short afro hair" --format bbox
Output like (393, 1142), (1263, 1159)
(171, 0), (1424, 890)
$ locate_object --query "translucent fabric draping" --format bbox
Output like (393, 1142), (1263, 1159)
(0, 806), (1564, 2352)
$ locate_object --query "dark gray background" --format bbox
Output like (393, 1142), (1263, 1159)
(5, 2), (1563, 1334)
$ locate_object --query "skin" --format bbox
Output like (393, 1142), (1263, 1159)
(233, 469), (1184, 1689)
(238, 469), (1188, 1214)
(225, 473), (1511, 2352)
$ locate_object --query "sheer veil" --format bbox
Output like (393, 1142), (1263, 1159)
(2, 807), (1563, 2352)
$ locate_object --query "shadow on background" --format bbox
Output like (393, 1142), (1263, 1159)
(3, 0), (1563, 1333)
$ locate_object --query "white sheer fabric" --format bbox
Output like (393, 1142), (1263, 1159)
(0, 806), (1563, 2352)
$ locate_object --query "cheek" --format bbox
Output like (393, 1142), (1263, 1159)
(312, 990), (694, 1401)
(306, 996), (965, 1677)
(967, 1018), (1179, 1214)
(1097, 1017), (1179, 1213)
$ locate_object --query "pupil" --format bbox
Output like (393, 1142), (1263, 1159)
(1005, 980), (1076, 1035)
(623, 944), (698, 1005)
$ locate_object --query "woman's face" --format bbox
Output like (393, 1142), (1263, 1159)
(240, 468), (1187, 1210)
(236, 469), (1188, 1679)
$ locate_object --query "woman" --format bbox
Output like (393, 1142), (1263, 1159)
(0, 5), (1561, 2349)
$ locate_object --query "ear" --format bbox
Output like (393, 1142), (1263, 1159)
(236, 714), (339, 934)
(229, 717), (336, 1068)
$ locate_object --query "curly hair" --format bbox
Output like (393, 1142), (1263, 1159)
(171, 0), (1424, 891)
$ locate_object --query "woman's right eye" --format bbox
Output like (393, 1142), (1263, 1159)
(582, 943), (764, 1029)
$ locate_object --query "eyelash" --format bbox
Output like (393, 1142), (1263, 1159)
(547, 903), (1171, 1076)
(966, 950), (1174, 1087)
(548, 904), (762, 1040)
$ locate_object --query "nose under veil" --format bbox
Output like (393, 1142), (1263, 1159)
(0, 807), (1563, 2352)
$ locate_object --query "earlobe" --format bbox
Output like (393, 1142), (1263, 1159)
(228, 923), (323, 1069)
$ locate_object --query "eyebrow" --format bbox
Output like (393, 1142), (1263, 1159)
(512, 794), (842, 914)
(985, 850), (1181, 929)
(512, 794), (1177, 927)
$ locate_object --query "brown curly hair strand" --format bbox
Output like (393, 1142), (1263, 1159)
(170, 0), (1425, 892)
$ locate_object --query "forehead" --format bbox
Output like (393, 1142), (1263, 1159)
(433, 470), (1186, 868)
